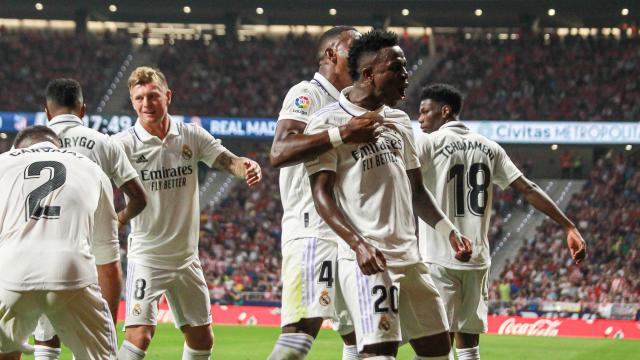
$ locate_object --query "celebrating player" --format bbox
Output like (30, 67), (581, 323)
(0, 126), (121, 359)
(30, 78), (148, 360)
(415, 83), (587, 360)
(305, 30), (472, 359)
(268, 26), (385, 360)
(113, 66), (261, 360)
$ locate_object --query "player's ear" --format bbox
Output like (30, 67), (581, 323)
(362, 66), (373, 83)
(79, 103), (86, 118)
(442, 104), (451, 119)
(166, 89), (172, 105)
(45, 106), (52, 121)
(325, 47), (337, 64)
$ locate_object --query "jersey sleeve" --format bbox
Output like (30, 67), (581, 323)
(492, 143), (523, 189)
(304, 115), (337, 175)
(414, 133), (433, 169)
(277, 82), (318, 125)
(105, 138), (138, 188)
(91, 172), (120, 265)
(192, 124), (227, 167)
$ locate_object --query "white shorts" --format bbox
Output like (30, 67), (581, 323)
(0, 285), (117, 359)
(33, 315), (55, 342)
(124, 260), (212, 329)
(280, 237), (353, 334)
(426, 263), (489, 334)
(339, 261), (449, 352)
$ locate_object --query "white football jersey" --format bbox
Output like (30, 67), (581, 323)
(277, 72), (341, 242)
(112, 117), (227, 270)
(415, 121), (522, 269)
(49, 114), (138, 187)
(305, 87), (422, 266)
(0, 142), (119, 291)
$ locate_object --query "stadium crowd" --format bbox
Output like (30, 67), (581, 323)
(0, 29), (130, 112)
(407, 33), (640, 121)
(490, 151), (640, 316)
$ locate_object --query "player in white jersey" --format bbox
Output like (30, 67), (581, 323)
(29, 78), (148, 360)
(113, 67), (261, 360)
(0, 126), (121, 360)
(415, 83), (587, 360)
(305, 30), (473, 360)
(268, 26), (387, 360)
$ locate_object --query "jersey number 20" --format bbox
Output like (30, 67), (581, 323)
(24, 161), (66, 221)
(448, 163), (491, 216)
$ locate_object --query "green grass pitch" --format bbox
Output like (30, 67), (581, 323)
(23, 323), (638, 359)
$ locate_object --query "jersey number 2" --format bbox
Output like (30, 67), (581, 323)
(24, 161), (66, 221)
(448, 163), (491, 216)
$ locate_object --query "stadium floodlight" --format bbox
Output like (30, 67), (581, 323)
(35, 2), (43, 11)
(475, 9), (483, 16)
(402, 9), (410, 16)
(329, 8), (337, 16)
(621, 8), (629, 16)
(183, 6), (191, 14)
(256, 7), (264, 15)
(550, 144), (559, 151)
(109, 4), (117, 12)
(0, 133), (7, 139)
(625, 144), (633, 151)
(548, 8), (556, 16)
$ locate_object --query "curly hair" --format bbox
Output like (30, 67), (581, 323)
(347, 30), (399, 81)
(420, 83), (464, 115)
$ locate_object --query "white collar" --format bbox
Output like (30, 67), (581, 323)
(133, 115), (179, 142)
(48, 114), (83, 127)
(338, 86), (386, 117)
(312, 72), (341, 101)
(440, 120), (469, 131)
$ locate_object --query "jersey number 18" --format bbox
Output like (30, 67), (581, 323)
(448, 163), (491, 216)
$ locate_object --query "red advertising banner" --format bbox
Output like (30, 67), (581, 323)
(117, 302), (640, 339)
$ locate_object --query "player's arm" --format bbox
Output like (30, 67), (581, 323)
(117, 177), (146, 229)
(510, 176), (587, 263)
(269, 112), (384, 168)
(213, 150), (262, 187)
(97, 261), (123, 324)
(309, 170), (386, 275)
(407, 168), (472, 262)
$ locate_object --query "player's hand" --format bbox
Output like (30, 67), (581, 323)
(341, 111), (385, 143)
(566, 226), (587, 264)
(243, 159), (262, 187)
(353, 241), (386, 275)
(449, 231), (473, 262)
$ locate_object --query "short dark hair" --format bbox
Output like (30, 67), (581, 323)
(13, 125), (60, 148)
(420, 84), (464, 115)
(348, 30), (399, 81)
(45, 78), (83, 108)
(317, 26), (357, 61)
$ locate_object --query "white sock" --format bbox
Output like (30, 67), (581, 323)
(456, 346), (480, 360)
(414, 355), (449, 360)
(183, 342), (211, 359)
(342, 344), (359, 360)
(34, 345), (61, 360)
(448, 349), (455, 360)
(117, 340), (146, 360)
(267, 333), (314, 360)
(367, 356), (395, 360)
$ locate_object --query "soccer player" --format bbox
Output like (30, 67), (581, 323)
(305, 30), (472, 360)
(0, 126), (121, 359)
(31, 78), (148, 360)
(268, 26), (385, 360)
(113, 66), (261, 360)
(415, 83), (587, 360)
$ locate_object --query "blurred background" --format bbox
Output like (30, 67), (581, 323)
(0, 0), (638, 322)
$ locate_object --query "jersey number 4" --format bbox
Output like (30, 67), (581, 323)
(24, 161), (66, 221)
(448, 163), (491, 216)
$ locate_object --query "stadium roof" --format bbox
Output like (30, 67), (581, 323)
(3, 0), (637, 28)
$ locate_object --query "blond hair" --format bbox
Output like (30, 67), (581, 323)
(128, 66), (169, 92)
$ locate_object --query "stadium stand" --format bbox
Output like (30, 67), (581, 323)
(490, 151), (639, 318)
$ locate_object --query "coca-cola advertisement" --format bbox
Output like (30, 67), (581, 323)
(489, 315), (640, 339)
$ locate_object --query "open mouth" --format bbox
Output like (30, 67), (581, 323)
(398, 82), (409, 99)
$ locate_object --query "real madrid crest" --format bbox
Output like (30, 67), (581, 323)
(132, 303), (142, 316)
(182, 144), (193, 160)
(319, 290), (331, 306)
(378, 315), (391, 332)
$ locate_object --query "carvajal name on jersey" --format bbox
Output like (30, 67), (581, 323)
(352, 134), (402, 172)
(140, 165), (193, 191)
(435, 139), (496, 160)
